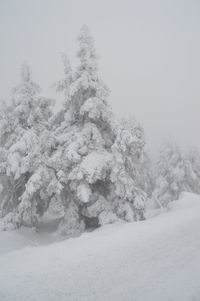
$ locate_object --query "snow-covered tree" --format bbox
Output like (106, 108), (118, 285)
(110, 118), (147, 221)
(1, 27), (150, 235)
(49, 54), (73, 130)
(48, 27), (149, 234)
(12, 63), (53, 132)
(0, 64), (54, 226)
(135, 151), (155, 198)
(154, 141), (189, 207)
(49, 25), (116, 234)
(185, 148), (200, 194)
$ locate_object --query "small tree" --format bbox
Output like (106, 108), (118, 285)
(135, 151), (155, 198)
(154, 141), (188, 207)
(185, 148), (200, 194)
(110, 118), (147, 221)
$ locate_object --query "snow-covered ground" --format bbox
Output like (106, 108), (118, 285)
(0, 192), (200, 301)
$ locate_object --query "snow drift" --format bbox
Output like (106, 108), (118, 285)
(0, 192), (200, 301)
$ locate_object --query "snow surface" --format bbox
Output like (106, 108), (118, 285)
(1, 192), (200, 300)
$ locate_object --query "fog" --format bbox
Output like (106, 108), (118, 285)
(0, 0), (200, 155)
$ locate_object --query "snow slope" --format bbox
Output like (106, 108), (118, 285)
(1, 192), (200, 301)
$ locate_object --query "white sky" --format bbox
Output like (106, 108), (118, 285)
(0, 0), (200, 155)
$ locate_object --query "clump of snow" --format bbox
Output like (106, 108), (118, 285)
(79, 151), (112, 183)
(77, 182), (91, 203)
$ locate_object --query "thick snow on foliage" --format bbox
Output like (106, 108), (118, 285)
(153, 142), (200, 208)
(78, 151), (112, 183)
(154, 141), (189, 207)
(186, 148), (200, 194)
(4, 26), (200, 238)
(0, 192), (200, 301)
(0, 26), (149, 235)
(0, 64), (54, 226)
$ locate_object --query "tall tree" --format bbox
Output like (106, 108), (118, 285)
(50, 25), (116, 235)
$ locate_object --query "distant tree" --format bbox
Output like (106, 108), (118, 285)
(154, 141), (189, 207)
(135, 150), (155, 198)
(110, 118), (147, 221)
(185, 148), (200, 194)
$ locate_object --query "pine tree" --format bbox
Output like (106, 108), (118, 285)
(50, 25), (116, 235)
(1, 27), (149, 235)
(135, 151), (155, 198)
(0, 64), (54, 227)
(154, 141), (189, 207)
(185, 148), (200, 194)
(110, 118), (147, 221)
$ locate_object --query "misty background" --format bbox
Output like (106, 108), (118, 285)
(0, 0), (200, 156)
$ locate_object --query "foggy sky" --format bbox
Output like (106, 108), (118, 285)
(0, 0), (200, 155)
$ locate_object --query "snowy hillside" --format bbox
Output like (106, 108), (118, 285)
(1, 3), (200, 301)
(0, 192), (200, 301)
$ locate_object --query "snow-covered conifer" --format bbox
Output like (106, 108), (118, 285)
(1, 27), (150, 235)
(49, 26), (116, 234)
(154, 141), (188, 207)
(110, 118), (147, 221)
(0, 64), (54, 227)
(12, 63), (53, 132)
(185, 148), (200, 194)
(135, 151), (155, 198)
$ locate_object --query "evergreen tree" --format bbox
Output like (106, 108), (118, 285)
(50, 25), (116, 235)
(154, 141), (189, 207)
(110, 118), (147, 221)
(135, 151), (155, 198)
(48, 27), (148, 235)
(185, 148), (200, 194)
(1, 27), (149, 235)
(0, 64), (53, 227)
